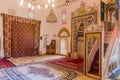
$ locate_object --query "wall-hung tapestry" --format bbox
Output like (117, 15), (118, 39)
(61, 10), (67, 25)
(2, 13), (41, 58)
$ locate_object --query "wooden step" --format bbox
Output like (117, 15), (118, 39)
(105, 34), (112, 38)
(105, 40), (110, 44)
(105, 39), (110, 43)
(106, 31), (113, 34)
(105, 37), (110, 40)
(104, 31), (112, 43)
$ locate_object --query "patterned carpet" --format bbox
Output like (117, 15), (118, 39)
(0, 58), (15, 69)
(47, 58), (83, 72)
(109, 68), (120, 80)
(8, 55), (97, 80)
(0, 62), (78, 80)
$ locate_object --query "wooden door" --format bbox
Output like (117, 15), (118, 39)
(11, 22), (35, 57)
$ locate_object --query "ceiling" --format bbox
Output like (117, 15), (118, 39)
(27, 0), (76, 8)
(0, 0), (77, 10)
(0, 0), (77, 16)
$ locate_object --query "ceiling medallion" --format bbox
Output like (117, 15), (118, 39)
(7, 9), (16, 15)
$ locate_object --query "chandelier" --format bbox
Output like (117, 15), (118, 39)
(19, 0), (57, 22)
(46, 8), (57, 23)
(45, 0), (57, 23)
(19, 0), (55, 10)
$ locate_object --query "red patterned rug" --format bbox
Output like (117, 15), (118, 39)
(0, 58), (15, 69)
(47, 58), (83, 72)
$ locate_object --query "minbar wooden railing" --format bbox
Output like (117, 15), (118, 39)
(103, 25), (118, 79)
(88, 39), (99, 70)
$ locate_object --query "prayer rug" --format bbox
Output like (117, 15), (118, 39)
(0, 62), (77, 80)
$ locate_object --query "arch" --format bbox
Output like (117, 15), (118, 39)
(58, 27), (70, 37)
(72, 5), (97, 18)
(105, 3), (115, 13)
(105, 3), (116, 31)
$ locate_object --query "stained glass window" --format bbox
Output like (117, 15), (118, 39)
(28, 8), (35, 19)
(61, 10), (67, 25)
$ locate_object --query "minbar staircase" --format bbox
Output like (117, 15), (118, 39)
(104, 31), (112, 56)
(103, 25), (118, 79)
(89, 50), (99, 76)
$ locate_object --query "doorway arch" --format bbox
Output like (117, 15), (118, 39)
(105, 3), (116, 31)
(58, 27), (70, 56)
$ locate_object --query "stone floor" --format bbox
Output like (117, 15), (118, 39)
(9, 55), (99, 80)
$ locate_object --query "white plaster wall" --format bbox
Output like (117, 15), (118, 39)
(41, 0), (100, 54)
(0, 0), (100, 57)
(0, 0), (45, 57)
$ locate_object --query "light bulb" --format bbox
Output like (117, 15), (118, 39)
(19, 0), (24, 7)
(45, 4), (48, 8)
(52, 4), (55, 8)
(32, 6), (34, 10)
(37, 5), (40, 9)
(19, 2), (23, 6)
(28, 3), (31, 8)
(48, 0), (50, 3)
